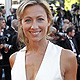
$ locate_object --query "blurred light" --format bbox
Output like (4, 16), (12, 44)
(0, 0), (5, 5)
(64, 0), (79, 11)
(55, 1), (60, 7)
(12, 4), (19, 9)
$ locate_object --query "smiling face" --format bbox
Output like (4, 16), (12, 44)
(20, 5), (50, 42)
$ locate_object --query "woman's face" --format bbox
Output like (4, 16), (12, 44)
(20, 5), (50, 42)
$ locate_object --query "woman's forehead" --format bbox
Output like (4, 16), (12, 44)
(22, 5), (47, 18)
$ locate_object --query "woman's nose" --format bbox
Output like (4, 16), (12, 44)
(31, 20), (38, 29)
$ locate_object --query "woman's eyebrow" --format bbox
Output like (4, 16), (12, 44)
(23, 16), (32, 19)
(23, 14), (45, 19)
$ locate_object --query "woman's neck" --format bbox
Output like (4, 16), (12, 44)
(27, 39), (49, 54)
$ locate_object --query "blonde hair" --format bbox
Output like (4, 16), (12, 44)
(16, 0), (52, 45)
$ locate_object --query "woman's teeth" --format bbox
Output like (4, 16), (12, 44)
(29, 31), (41, 35)
(32, 32), (40, 35)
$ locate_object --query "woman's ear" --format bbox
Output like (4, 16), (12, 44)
(47, 18), (51, 27)
(19, 20), (23, 28)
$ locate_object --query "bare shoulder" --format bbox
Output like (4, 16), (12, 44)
(61, 49), (77, 80)
(61, 49), (77, 61)
(9, 52), (17, 69)
(9, 47), (26, 69)
(61, 49), (77, 68)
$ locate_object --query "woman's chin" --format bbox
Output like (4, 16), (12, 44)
(29, 38), (40, 42)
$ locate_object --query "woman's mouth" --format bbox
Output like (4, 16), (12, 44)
(29, 31), (41, 36)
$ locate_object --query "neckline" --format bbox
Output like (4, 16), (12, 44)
(25, 41), (50, 80)
(35, 41), (50, 79)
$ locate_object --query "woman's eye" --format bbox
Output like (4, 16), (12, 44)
(38, 18), (44, 21)
(25, 19), (31, 22)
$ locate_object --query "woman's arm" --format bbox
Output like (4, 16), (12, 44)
(61, 49), (77, 80)
(9, 52), (17, 69)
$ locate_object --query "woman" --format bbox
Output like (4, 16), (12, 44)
(9, 0), (77, 80)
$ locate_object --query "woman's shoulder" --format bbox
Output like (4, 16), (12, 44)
(61, 49), (77, 61)
(61, 49), (77, 73)
(9, 52), (17, 69)
(9, 46), (26, 69)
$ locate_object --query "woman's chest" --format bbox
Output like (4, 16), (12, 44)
(25, 53), (44, 80)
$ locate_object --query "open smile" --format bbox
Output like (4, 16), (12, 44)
(29, 31), (41, 36)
